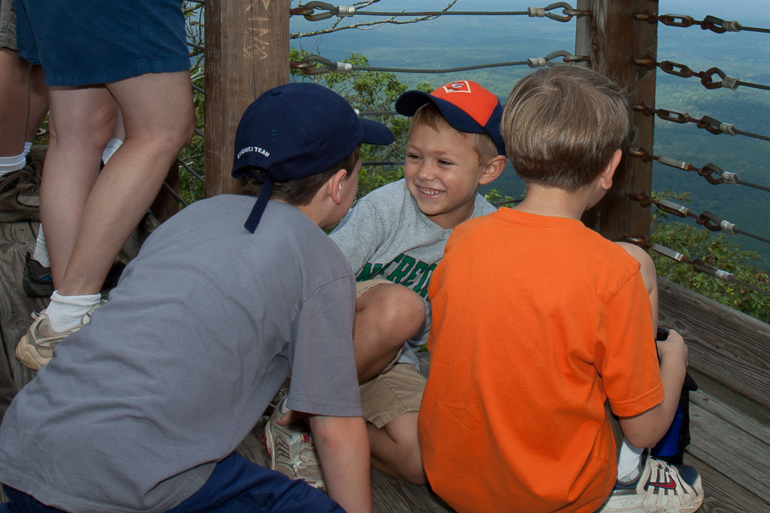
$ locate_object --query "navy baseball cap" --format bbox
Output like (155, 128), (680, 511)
(395, 80), (506, 155)
(232, 82), (394, 233)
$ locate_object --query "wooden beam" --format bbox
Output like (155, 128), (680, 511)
(204, 0), (290, 197)
(657, 277), (770, 410)
(576, 0), (657, 241)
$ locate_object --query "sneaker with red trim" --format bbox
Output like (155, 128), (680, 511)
(261, 390), (326, 493)
(597, 453), (704, 512)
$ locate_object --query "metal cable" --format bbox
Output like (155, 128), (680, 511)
(624, 235), (770, 297)
(734, 128), (770, 143)
(163, 182), (189, 207)
(740, 25), (770, 34)
(736, 80), (770, 92)
(347, 10), (528, 16)
(735, 178), (770, 193)
(292, 51), (587, 76)
(292, 2), (591, 23)
(176, 158), (204, 183)
(632, 102), (770, 144)
(634, 12), (770, 35)
(634, 58), (770, 92)
(627, 147), (770, 194)
(627, 191), (770, 246)
(191, 83), (204, 94)
(194, 128), (204, 138)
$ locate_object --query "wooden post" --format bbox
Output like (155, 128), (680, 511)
(575, 0), (658, 240)
(204, 0), (291, 197)
(149, 163), (180, 223)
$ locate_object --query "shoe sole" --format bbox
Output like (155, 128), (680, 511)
(15, 334), (46, 371)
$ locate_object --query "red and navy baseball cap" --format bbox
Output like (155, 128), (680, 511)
(232, 82), (394, 233)
(395, 80), (505, 156)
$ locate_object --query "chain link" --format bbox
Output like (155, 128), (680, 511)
(634, 11), (770, 34)
(627, 191), (770, 245)
(634, 57), (770, 92)
(627, 147), (770, 193)
(631, 103), (770, 143)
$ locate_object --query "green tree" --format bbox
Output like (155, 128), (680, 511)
(649, 190), (770, 322)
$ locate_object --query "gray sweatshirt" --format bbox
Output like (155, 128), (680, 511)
(330, 179), (496, 366)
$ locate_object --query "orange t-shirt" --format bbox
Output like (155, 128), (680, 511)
(419, 209), (664, 513)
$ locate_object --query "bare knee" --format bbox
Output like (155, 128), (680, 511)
(365, 284), (426, 344)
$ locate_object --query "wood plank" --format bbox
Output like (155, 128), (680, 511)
(658, 277), (770, 410)
(684, 455), (770, 513)
(0, 222), (46, 391)
(686, 391), (770, 502)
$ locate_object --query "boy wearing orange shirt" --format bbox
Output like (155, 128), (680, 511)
(419, 66), (704, 513)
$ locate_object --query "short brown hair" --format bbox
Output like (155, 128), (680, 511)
(410, 103), (498, 166)
(241, 146), (360, 205)
(501, 66), (634, 192)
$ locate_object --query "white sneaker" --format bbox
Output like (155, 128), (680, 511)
(16, 303), (103, 370)
(597, 453), (704, 512)
(262, 391), (326, 493)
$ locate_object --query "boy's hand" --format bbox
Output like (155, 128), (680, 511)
(276, 408), (309, 427)
(656, 328), (688, 369)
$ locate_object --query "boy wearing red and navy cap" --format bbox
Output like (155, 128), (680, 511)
(321, 80), (507, 484)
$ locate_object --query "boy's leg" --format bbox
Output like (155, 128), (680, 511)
(169, 452), (344, 513)
(360, 363), (427, 485)
(353, 281), (425, 382)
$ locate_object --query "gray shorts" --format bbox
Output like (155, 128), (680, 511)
(0, 0), (17, 50)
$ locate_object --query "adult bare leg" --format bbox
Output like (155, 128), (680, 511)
(0, 47), (31, 158)
(56, 71), (194, 296)
(41, 86), (117, 287)
(25, 64), (48, 143)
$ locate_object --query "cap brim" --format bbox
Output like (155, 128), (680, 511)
(361, 119), (395, 146)
(395, 91), (486, 134)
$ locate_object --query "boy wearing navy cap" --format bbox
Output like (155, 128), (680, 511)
(0, 82), (392, 513)
(265, 80), (507, 486)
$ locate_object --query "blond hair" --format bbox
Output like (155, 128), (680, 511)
(410, 103), (498, 166)
(501, 65), (634, 192)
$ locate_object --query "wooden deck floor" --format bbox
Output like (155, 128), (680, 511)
(1, 221), (769, 512)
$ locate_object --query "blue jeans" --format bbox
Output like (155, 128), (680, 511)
(2, 453), (344, 512)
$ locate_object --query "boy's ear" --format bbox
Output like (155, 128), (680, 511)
(599, 149), (623, 191)
(328, 168), (349, 205)
(478, 155), (507, 186)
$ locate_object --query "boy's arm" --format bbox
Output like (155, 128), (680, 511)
(618, 329), (688, 448)
(309, 414), (372, 513)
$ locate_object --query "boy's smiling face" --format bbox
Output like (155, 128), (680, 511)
(404, 121), (488, 229)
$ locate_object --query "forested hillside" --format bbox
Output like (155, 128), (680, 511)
(291, 0), (770, 268)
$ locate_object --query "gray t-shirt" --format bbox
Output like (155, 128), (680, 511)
(329, 179), (496, 364)
(0, 196), (361, 513)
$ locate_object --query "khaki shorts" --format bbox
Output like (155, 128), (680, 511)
(0, 0), (17, 50)
(356, 279), (426, 428)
